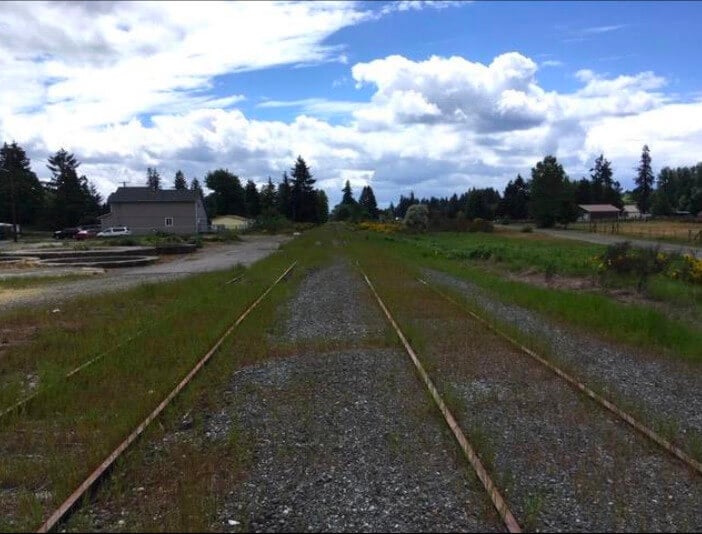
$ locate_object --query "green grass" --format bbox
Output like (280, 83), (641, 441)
(0, 228), (332, 532)
(354, 229), (702, 363)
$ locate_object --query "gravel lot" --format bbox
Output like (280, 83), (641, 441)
(0, 235), (289, 312)
(209, 262), (500, 532)
(388, 273), (702, 531)
(423, 268), (702, 449)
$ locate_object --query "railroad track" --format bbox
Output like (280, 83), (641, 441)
(359, 265), (702, 532)
(33, 261), (296, 533)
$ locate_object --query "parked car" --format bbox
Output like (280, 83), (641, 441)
(97, 226), (132, 237)
(53, 227), (80, 240)
(75, 228), (98, 240)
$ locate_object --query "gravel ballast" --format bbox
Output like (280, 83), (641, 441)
(423, 267), (702, 445)
(210, 261), (501, 532)
(385, 273), (702, 532)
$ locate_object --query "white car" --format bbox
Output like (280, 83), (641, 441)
(97, 226), (132, 237)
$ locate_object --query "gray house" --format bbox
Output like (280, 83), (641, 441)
(101, 187), (208, 235)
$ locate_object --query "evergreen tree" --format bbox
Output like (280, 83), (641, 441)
(341, 180), (356, 205)
(634, 145), (654, 214)
(260, 177), (278, 212)
(497, 174), (529, 220)
(528, 155), (573, 228)
(358, 185), (379, 219)
(0, 142), (44, 228)
(190, 177), (203, 196)
(277, 172), (292, 219)
(146, 167), (161, 190)
(174, 170), (187, 190)
(244, 180), (261, 218)
(289, 156), (316, 222)
(575, 178), (592, 205)
(315, 190), (329, 223)
(590, 154), (622, 208)
(46, 149), (93, 228)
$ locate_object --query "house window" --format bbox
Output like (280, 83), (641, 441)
(165, 217), (173, 227)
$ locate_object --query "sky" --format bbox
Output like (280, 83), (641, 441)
(1, 0), (701, 207)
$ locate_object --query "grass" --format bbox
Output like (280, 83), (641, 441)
(356, 229), (702, 362)
(570, 219), (702, 244)
(0, 229), (331, 532)
(0, 274), (93, 290)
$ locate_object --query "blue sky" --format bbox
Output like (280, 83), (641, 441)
(1, 1), (701, 207)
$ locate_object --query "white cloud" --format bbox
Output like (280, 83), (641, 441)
(0, 3), (700, 207)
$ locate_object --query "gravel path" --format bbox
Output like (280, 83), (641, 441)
(422, 268), (702, 447)
(534, 228), (702, 259)
(384, 273), (702, 532)
(210, 261), (500, 532)
(0, 235), (289, 312)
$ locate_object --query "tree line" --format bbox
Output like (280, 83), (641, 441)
(0, 142), (103, 230)
(0, 141), (329, 231)
(382, 146), (700, 228)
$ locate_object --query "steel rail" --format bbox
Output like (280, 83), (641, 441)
(360, 269), (522, 533)
(36, 260), (297, 533)
(417, 277), (702, 477)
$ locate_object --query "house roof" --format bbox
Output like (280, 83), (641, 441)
(578, 204), (621, 213)
(107, 187), (199, 204)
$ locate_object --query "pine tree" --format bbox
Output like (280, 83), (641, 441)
(277, 172), (292, 219)
(47, 149), (93, 228)
(0, 142), (44, 228)
(260, 177), (278, 213)
(590, 154), (622, 208)
(190, 177), (203, 196)
(146, 167), (161, 190)
(174, 170), (187, 190)
(634, 145), (654, 214)
(341, 180), (355, 205)
(290, 156), (316, 222)
(358, 185), (379, 220)
(315, 190), (329, 223)
(244, 180), (261, 218)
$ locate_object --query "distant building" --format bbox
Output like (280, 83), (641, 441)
(211, 215), (253, 231)
(622, 204), (641, 219)
(577, 204), (622, 222)
(100, 187), (208, 235)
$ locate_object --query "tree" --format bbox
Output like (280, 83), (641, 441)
(634, 145), (654, 214)
(260, 177), (277, 212)
(174, 170), (187, 190)
(46, 149), (94, 228)
(289, 156), (316, 222)
(528, 155), (572, 228)
(341, 180), (356, 205)
(146, 167), (161, 190)
(358, 185), (379, 220)
(204, 168), (245, 216)
(315, 190), (329, 223)
(277, 172), (292, 219)
(497, 174), (529, 220)
(403, 204), (429, 233)
(590, 154), (622, 208)
(0, 142), (44, 230)
(465, 188), (500, 220)
(190, 177), (203, 196)
(244, 180), (261, 218)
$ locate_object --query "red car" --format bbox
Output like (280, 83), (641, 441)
(75, 228), (98, 240)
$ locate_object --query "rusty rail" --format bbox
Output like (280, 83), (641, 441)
(361, 269), (522, 533)
(417, 277), (702, 477)
(36, 261), (297, 533)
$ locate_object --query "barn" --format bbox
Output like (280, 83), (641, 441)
(577, 204), (622, 222)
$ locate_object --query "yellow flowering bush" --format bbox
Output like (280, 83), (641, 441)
(357, 221), (402, 234)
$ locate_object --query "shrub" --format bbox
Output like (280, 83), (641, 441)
(403, 204), (429, 233)
(468, 218), (494, 233)
(597, 242), (668, 291)
(521, 225), (533, 233)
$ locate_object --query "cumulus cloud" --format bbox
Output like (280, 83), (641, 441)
(0, 2), (700, 207)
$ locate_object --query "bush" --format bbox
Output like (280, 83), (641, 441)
(521, 225), (533, 233)
(468, 218), (494, 233)
(403, 204), (429, 233)
(597, 242), (668, 290)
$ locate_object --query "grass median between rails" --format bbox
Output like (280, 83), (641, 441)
(350, 228), (702, 363)
(0, 228), (331, 532)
